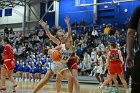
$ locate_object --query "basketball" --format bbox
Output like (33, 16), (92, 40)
(51, 50), (62, 62)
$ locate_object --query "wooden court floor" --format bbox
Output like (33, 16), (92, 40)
(4, 80), (128, 93)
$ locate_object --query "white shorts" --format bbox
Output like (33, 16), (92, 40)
(50, 62), (68, 74)
(97, 66), (104, 74)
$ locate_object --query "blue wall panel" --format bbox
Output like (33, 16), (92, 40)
(40, 0), (140, 28)
(40, 2), (46, 19)
(59, 0), (93, 28)
(97, 0), (140, 28)
(0, 10), (2, 17)
(40, 2), (55, 28)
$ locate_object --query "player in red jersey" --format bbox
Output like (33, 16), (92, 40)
(99, 43), (129, 93)
(0, 38), (17, 92)
(38, 16), (80, 93)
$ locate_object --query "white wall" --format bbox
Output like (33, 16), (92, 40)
(0, 0), (40, 32)
(0, 5), (39, 25)
(0, 6), (24, 24)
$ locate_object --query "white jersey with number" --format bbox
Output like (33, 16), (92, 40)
(51, 44), (73, 74)
(59, 44), (73, 63)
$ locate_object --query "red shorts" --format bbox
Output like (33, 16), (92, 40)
(3, 60), (16, 70)
(67, 57), (78, 70)
(108, 62), (123, 75)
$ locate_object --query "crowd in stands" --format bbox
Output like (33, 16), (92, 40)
(0, 19), (134, 84)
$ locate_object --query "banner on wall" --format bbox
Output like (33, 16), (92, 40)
(5, 8), (12, 16)
(0, 10), (2, 17)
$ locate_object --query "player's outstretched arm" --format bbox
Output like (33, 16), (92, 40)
(39, 19), (60, 45)
(65, 16), (72, 38)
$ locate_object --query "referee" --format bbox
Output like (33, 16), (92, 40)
(126, 5), (140, 93)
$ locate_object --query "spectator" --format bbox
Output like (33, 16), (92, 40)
(92, 29), (98, 39)
(81, 52), (91, 76)
(103, 25), (110, 41)
(80, 18), (86, 27)
(76, 45), (83, 59)
(91, 48), (97, 63)
(4, 26), (9, 36)
(104, 25), (110, 35)
(71, 20), (78, 28)
(98, 42), (105, 52)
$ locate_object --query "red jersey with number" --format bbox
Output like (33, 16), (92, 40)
(110, 49), (121, 63)
(3, 44), (14, 60)
(3, 44), (16, 70)
(108, 49), (123, 75)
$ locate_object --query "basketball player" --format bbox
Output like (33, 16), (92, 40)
(99, 43), (129, 93)
(33, 36), (75, 93)
(104, 47), (113, 93)
(0, 38), (17, 92)
(95, 51), (105, 85)
(39, 16), (80, 93)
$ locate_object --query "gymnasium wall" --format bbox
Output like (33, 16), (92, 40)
(59, 0), (94, 28)
(97, 0), (140, 28)
(0, 1), (40, 32)
(0, 6), (25, 24)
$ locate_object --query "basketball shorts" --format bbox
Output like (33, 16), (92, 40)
(108, 62), (123, 75)
(50, 62), (68, 74)
(3, 60), (16, 70)
(67, 58), (78, 70)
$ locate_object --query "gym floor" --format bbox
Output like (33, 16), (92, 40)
(5, 80), (127, 93)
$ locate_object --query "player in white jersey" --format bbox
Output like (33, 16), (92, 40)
(33, 37), (75, 93)
(50, 44), (73, 73)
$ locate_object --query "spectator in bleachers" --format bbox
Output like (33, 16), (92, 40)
(4, 26), (9, 37)
(38, 29), (45, 39)
(103, 25), (110, 41)
(80, 18), (86, 27)
(81, 52), (92, 76)
(76, 45), (83, 59)
(74, 38), (80, 49)
(91, 48), (97, 63)
(104, 25), (110, 35)
(32, 34), (40, 42)
(71, 20), (79, 28)
(51, 25), (59, 36)
(98, 42), (105, 52)
(92, 28), (98, 39)
(16, 44), (25, 60)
